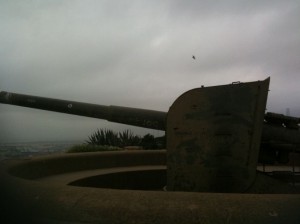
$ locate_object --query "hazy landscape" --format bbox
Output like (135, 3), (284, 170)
(0, 141), (81, 160)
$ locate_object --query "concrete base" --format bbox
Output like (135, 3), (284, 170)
(1, 150), (299, 223)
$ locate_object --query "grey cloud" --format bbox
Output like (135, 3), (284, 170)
(0, 0), (299, 142)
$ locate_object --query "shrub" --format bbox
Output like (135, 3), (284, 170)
(140, 134), (157, 149)
(67, 144), (121, 153)
(119, 130), (141, 147)
(86, 129), (120, 146)
(86, 128), (165, 150)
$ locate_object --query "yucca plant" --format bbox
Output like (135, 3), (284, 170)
(86, 128), (165, 149)
(105, 129), (120, 146)
(86, 129), (120, 146)
(119, 130), (141, 147)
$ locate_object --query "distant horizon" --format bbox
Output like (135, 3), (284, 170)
(0, 139), (85, 144)
(0, 127), (166, 144)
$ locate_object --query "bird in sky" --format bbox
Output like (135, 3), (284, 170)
(192, 55), (196, 60)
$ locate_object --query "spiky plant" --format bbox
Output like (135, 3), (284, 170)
(86, 128), (165, 149)
(86, 129), (120, 146)
(119, 130), (141, 147)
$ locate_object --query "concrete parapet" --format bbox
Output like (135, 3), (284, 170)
(0, 150), (299, 223)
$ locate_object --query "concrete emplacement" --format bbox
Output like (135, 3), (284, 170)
(0, 79), (299, 223)
(1, 150), (300, 224)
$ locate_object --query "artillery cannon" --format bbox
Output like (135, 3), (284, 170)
(0, 77), (299, 192)
(1, 77), (300, 223)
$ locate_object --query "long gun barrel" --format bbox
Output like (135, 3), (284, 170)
(0, 91), (166, 130)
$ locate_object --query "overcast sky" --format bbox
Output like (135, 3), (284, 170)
(0, 0), (299, 143)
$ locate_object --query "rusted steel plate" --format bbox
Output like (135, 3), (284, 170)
(167, 78), (270, 192)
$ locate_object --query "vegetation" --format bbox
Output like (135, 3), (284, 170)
(119, 129), (141, 147)
(86, 128), (165, 149)
(67, 144), (121, 153)
(140, 134), (158, 149)
(67, 129), (166, 153)
(87, 129), (120, 146)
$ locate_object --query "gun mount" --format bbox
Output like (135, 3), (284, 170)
(1, 78), (300, 223)
(0, 78), (299, 193)
(0, 87), (299, 150)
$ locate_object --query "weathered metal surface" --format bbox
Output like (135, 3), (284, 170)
(0, 91), (166, 130)
(167, 78), (270, 192)
(260, 112), (300, 163)
(265, 112), (300, 129)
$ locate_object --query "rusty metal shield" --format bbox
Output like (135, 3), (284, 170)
(167, 78), (270, 192)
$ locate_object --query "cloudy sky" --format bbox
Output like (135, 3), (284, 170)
(0, 0), (299, 143)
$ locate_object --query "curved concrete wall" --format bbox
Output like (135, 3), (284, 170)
(0, 150), (299, 224)
(7, 150), (166, 179)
